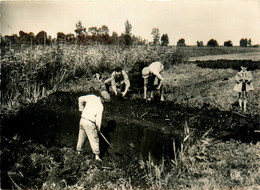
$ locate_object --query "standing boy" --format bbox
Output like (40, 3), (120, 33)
(233, 64), (254, 112)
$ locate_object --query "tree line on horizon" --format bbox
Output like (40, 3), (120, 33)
(1, 20), (258, 48)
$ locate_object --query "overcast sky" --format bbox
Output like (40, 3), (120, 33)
(1, 0), (260, 45)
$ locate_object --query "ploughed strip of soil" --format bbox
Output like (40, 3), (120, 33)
(1, 91), (259, 189)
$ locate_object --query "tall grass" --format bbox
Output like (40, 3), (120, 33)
(2, 46), (63, 114)
(139, 120), (214, 189)
(139, 120), (260, 190)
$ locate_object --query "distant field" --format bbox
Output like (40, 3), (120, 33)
(189, 51), (260, 61)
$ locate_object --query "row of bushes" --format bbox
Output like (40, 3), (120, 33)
(179, 46), (260, 57)
(195, 59), (260, 70)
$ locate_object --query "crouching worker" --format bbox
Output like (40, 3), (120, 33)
(104, 67), (130, 97)
(233, 64), (254, 112)
(142, 61), (165, 101)
(76, 91), (111, 161)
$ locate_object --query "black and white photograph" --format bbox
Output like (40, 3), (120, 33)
(1, 0), (260, 189)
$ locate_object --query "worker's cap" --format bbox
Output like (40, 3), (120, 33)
(142, 67), (150, 78)
(100, 90), (111, 102)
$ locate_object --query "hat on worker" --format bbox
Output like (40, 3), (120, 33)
(100, 90), (111, 102)
(142, 67), (150, 78)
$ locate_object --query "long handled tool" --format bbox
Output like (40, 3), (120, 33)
(99, 131), (114, 149)
(92, 122), (114, 149)
(95, 124), (123, 156)
(99, 131), (124, 157)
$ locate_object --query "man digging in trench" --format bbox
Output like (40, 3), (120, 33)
(76, 91), (111, 161)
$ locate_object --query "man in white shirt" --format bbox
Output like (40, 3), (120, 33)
(142, 61), (165, 101)
(76, 91), (111, 161)
(104, 67), (130, 97)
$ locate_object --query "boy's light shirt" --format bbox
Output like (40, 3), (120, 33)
(78, 95), (103, 129)
(148, 62), (164, 81)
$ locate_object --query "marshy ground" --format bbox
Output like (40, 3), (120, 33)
(1, 47), (260, 189)
(1, 90), (259, 189)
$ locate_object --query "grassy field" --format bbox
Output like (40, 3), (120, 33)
(1, 45), (260, 189)
(163, 63), (260, 115)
